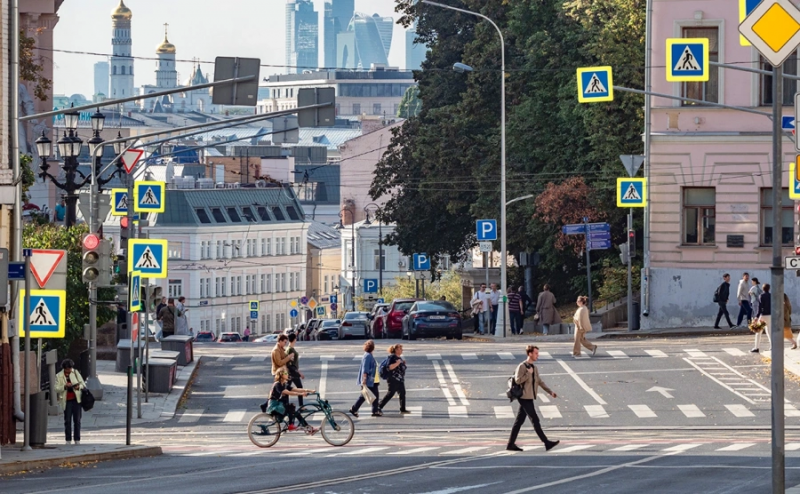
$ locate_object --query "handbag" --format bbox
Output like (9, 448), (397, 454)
(506, 376), (523, 402)
(80, 388), (95, 411)
(360, 384), (375, 404)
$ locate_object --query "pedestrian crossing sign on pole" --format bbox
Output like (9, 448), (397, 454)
(134, 181), (165, 213)
(739, 0), (762, 46)
(791, 163), (800, 199)
(127, 239), (168, 278)
(616, 178), (647, 207)
(666, 38), (709, 82)
(20, 289), (66, 338)
(576, 66), (614, 103)
(129, 270), (142, 312)
(111, 188), (129, 216)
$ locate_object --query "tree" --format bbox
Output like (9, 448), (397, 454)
(19, 154), (35, 196)
(375, 270), (465, 308)
(397, 86), (421, 118)
(533, 177), (608, 254)
(20, 29), (52, 102)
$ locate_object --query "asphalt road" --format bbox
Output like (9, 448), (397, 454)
(7, 335), (800, 493)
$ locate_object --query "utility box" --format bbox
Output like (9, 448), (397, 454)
(161, 335), (193, 366)
(142, 357), (176, 393)
(116, 339), (142, 373)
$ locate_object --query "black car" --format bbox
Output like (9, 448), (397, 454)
(311, 319), (341, 340)
(402, 301), (463, 340)
(194, 331), (216, 342)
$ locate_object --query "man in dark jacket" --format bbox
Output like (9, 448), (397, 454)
(159, 298), (177, 338)
(714, 273), (734, 329)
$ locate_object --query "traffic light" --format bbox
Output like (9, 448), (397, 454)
(96, 239), (113, 286)
(82, 233), (101, 283)
(115, 254), (126, 278)
(120, 216), (130, 246)
(628, 230), (636, 258)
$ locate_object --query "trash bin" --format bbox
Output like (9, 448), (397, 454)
(116, 339), (142, 373)
(161, 335), (193, 366)
(141, 357), (176, 393)
(148, 350), (180, 382)
(631, 301), (641, 331)
(29, 391), (48, 446)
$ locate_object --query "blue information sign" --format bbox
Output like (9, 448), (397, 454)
(250, 310), (259, 319)
(8, 262), (25, 281)
(289, 309), (299, 318)
(562, 223), (610, 235)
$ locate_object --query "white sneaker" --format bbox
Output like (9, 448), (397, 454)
(74, 441), (80, 445)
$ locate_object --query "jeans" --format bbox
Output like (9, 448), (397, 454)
(542, 324), (550, 335)
(379, 380), (406, 411)
(510, 312), (521, 335)
(64, 399), (82, 442)
(491, 305), (499, 334)
(291, 375), (303, 407)
(352, 384), (380, 414)
(736, 301), (752, 326)
(478, 311), (491, 335)
(508, 399), (549, 446)
(714, 303), (733, 328)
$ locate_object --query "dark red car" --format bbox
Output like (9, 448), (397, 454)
(384, 299), (422, 338)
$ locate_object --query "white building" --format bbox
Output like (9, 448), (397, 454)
(110, 1), (135, 107)
(105, 185), (308, 336)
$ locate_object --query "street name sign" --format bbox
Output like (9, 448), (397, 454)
(739, 0), (800, 67)
(134, 181), (165, 213)
(562, 223), (610, 235)
(666, 38), (709, 82)
(479, 241), (492, 252)
(576, 66), (613, 103)
(20, 289), (66, 338)
(617, 178), (647, 207)
(589, 240), (612, 250)
(786, 256), (800, 269)
(127, 239), (168, 278)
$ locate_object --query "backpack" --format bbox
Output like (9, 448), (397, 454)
(713, 284), (721, 303)
(506, 376), (523, 402)
(379, 357), (392, 380)
(81, 388), (95, 411)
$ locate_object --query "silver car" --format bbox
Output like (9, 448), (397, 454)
(339, 312), (369, 339)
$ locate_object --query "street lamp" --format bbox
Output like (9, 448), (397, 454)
(339, 208), (356, 311)
(363, 203), (383, 295)
(426, 0), (507, 336)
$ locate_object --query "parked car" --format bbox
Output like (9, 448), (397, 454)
(218, 332), (243, 343)
(253, 334), (279, 343)
(367, 304), (390, 338)
(194, 331), (216, 342)
(312, 319), (341, 340)
(385, 299), (423, 338)
(301, 319), (319, 341)
(339, 312), (369, 339)
(402, 301), (463, 340)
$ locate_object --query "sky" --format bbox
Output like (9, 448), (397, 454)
(52, 0), (407, 97)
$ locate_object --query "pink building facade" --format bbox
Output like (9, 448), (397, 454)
(645, 0), (798, 328)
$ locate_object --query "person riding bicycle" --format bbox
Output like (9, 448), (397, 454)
(261, 367), (317, 434)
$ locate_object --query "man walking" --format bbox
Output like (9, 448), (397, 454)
(736, 272), (751, 328)
(489, 283), (501, 335)
(471, 284), (491, 335)
(158, 298), (177, 339)
(507, 345), (559, 452)
(714, 273), (734, 329)
(507, 286), (523, 335)
(271, 334), (294, 376)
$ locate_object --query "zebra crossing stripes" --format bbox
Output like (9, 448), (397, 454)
(449, 406), (468, 419)
(403, 406), (422, 418)
(387, 447), (440, 455)
(555, 444), (593, 453)
(540, 406), (562, 419)
(786, 405), (800, 417)
(645, 350), (668, 358)
(585, 405), (609, 418)
(442, 446), (489, 455)
(725, 404), (755, 418)
(462, 353), (478, 360)
(286, 448), (333, 456)
(178, 409), (204, 423)
(685, 349), (708, 358)
(786, 443), (800, 451)
(723, 348), (746, 357)
(497, 352), (515, 360)
(716, 443), (756, 452)
(606, 350), (628, 359)
(427, 354), (442, 360)
(335, 447), (390, 456)
(217, 356), (232, 362)
(663, 443), (703, 453)
(609, 444), (649, 452)
(538, 351), (553, 360)
(678, 404), (705, 418)
(495, 406), (515, 419)
(628, 404), (656, 418)
(250, 356), (266, 362)
(222, 410), (247, 422)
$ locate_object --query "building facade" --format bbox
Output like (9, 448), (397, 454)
(94, 61), (109, 100)
(306, 221), (342, 318)
(110, 0), (135, 106)
(644, 0), (799, 328)
(405, 25), (426, 71)
(285, 0), (318, 74)
(337, 13), (393, 70)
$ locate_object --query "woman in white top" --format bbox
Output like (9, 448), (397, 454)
(572, 296), (597, 357)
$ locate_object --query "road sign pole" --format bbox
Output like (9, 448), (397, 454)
(584, 219), (593, 312)
(627, 209), (634, 330)
(771, 64), (786, 494)
(144, 278), (150, 403)
(21, 254), (31, 452)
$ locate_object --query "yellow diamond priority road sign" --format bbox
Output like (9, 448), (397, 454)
(740, 0), (800, 66)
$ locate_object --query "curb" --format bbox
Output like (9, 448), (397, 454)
(0, 445), (162, 476)
(161, 356), (203, 420)
(463, 329), (750, 342)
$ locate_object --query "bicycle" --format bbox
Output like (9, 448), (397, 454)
(247, 392), (355, 448)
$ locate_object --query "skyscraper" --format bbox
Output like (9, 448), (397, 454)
(93, 61), (109, 99)
(337, 13), (393, 70)
(285, 0), (319, 74)
(405, 25), (427, 71)
(110, 0), (135, 107)
(324, 0), (354, 68)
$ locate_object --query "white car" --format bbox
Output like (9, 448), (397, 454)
(253, 334), (279, 343)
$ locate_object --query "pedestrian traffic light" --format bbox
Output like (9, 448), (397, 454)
(96, 239), (113, 287)
(115, 254), (126, 277)
(82, 233), (101, 283)
(628, 230), (636, 257)
(120, 216), (130, 245)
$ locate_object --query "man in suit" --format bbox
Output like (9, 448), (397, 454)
(507, 345), (560, 452)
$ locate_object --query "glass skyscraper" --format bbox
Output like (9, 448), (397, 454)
(337, 13), (394, 70)
(324, 0), (355, 68)
(285, 0), (319, 74)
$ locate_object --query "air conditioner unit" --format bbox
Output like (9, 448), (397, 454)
(398, 260), (406, 268)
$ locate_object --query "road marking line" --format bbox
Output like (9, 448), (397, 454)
(229, 451), (267, 457)
(540, 406), (561, 418)
(554, 444), (593, 453)
(449, 405), (468, 419)
(335, 447), (390, 456)
(683, 358), (755, 404)
(178, 409), (204, 423)
(319, 355), (335, 361)
(607, 350), (628, 359)
(319, 360), (329, 399)
(222, 410), (247, 422)
(662, 443), (703, 453)
(403, 406), (422, 418)
(495, 406), (515, 419)
(182, 451), (222, 457)
(725, 404), (755, 417)
(522, 445), (544, 452)
(353, 355), (361, 360)
(454, 386), (470, 406)
(286, 448), (334, 456)
(645, 350), (668, 358)
(538, 393), (551, 403)
(427, 353), (442, 360)
(538, 351), (553, 360)
(441, 446), (488, 455)
(609, 444), (649, 452)
(217, 357), (232, 362)
(442, 387), (457, 406)
(628, 404), (657, 418)
(556, 359), (607, 405)
(716, 443), (756, 452)
(585, 405), (609, 418)
(786, 443), (800, 451)
(677, 404), (705, 418)
(787, 405), (800, 417)
(432, 360), (448, 386)
(723, 348), (746, 357)
(388, 447), (440, 455)
(250, 356), (266, 362)
(684, 349), (707, 358)
(443, 360), (460, 384)
(462, 353), (478, 360)
(497, 352), (515, 360)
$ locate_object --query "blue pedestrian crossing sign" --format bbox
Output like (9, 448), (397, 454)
(127, 239), (168, 278)
(413, 253), (431, 271)
(791, 163), (800, 199)
(577, 66), (613, 103)
(666, 38), (709, 82)
(20, 289), (66, 338)
(111, 189), (129, 216)
(129, 271), (142, 312)
(316, 306), (325, 316)
(134, 181), (165, 213)
(739, 0), (762, 46)
(616, 178), (647, 208)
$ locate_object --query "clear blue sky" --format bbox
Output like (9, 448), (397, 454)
(53, 0), (406, 97)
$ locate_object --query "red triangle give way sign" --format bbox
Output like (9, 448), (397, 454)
(121, 149), (144, 174)
(30, 249), (66, 288)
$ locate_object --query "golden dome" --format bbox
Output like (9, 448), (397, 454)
(156, 36), (176, 54)
(111, 1), (132, 20)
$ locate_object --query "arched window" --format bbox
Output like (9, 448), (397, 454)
(121, 66), (126, 75)
(129, 66), (133, 75)
(113, 66), (117, 75)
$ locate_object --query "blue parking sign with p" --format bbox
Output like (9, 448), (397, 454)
(363, 279), (378, 293)
(413, 253), (430, 271)
(476, 219), (497, 241)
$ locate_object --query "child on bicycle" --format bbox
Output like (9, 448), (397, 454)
(261, 367), (318, 434)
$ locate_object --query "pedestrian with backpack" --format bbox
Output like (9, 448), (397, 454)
(507, 345), (559, 452)
(713, 273), (734, 329)
(378, 344), (410, 414)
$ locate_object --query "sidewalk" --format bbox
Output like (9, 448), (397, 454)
(463, 326), (750, 342)
(0, 444), (162, 475)
(764, 346), (800, 379)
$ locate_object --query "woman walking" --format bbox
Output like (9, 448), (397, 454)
(752, 284), (772, 353)
(573, 295), (597, 357)
(507, 345), (559, 452)
(536, 285), (561, 335)
(55, 359), (86, 445)
(350, 340), (382, 417)
(379, 344), (409, 414)
(749, 278), (763, 318)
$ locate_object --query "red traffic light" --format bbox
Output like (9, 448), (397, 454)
(83, 233), (100, 250)
(120, 217), (129, 229)
(628, 230), (635, 238)
(796, 246), (800, 256)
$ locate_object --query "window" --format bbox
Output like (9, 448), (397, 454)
(227, 207), (242, 223)
(257, 207), (271, 221)
(168, 242), (183, 259)
(345, 240), (353, 269)
(682, 188), (716, 245)
(324, 275), (329, 294)
(352, 103), (361, 115)
(216, 319), (221, 334)
(266, 274), (272, 293)
(200, 277), (207, 298)
(245, 275), (251, 295)
(121, 66), (126, 75)
(260, 274), (266, 293)
(211, 208), (226, 223)
(761, 53), (799, 105)
(242, 207), (257, 222)
(237, 276), (242, 295)
(266, 238), (272, 255)
(168, 279), (182, 298)
(394, 103), (400, 115)
(271, 207), (285, 221)
(196, 208), (211, 224)
(281, 273), (287, 292)
(761, 188), (794, 246)
(681, 27), (719, 104)
(373, 103), (382, 115)
(204, 278), (210, 298)
(231, 277), (236, 296)
(374, 248), (386, 270)
(216, 241), (223, 258)
(286, 206), (300, 221)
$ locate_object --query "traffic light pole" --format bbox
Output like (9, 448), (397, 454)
(86, 171), (101, 399)
(125, 174), (137, 418)
(627, 210), (633, 330)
